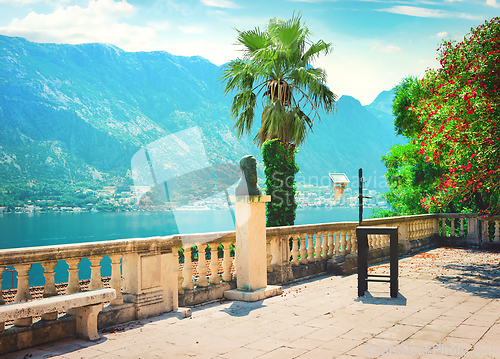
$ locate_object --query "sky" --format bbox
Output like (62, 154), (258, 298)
(0, 0), (497, 105)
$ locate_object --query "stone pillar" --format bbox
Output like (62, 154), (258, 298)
(235, 195), (268, 291)
(224, 195), (282, 301)
(122, 250), (177, 319)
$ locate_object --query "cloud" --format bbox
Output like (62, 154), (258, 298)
(0, 0), (68, 3)
(148, 21), (170, 32)
(200, 0), (239, 8)
(179, 25), (205, 34)
(372, 44), (401, 53)
(437, 31), (448, 37)
(486, 0), (500, 7)
(380, 45), (401, 53)
(0, 0), (158, 51)
(378, 5), (483, 20)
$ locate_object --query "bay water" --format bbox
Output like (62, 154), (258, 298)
(0, 207), (366, 289)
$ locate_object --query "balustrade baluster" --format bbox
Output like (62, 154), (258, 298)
(459, 218), (464, 237)
(232, 255), (237, 281)
(441, 218), (446, 236)
(267, 239), (273, 271)
(298, 235), (307, 264)
(222, 243), (232, 282)
(307, 235), (315, 263)
(314, 234), (322, 262)
(346, 232), (352, 253)
(14, 263), (33, 326)
(334, 232), (340, 257)
(340, 231), (347, 256)
(182, 247), (194, 290)
(65, 258), (81, 294)
(0, 266), (4, 332)
(351, 230), (357, 254)
(450, 219), (456, 237)
(89, 255), (104, 290)
(328, 232), (335, 258)
(196, 245), (209, 287)
(65, 258), (81, 315)
(270, 237), (280, 267)
(41, 261), (58, 321)
(495, 221), (500, 243)
(209, 245), (221, 285)
(321, 233), (328, 260)
(109, 254), (123, 305)
(175, 247), (184, 295)
(290, 236), (299, 266)
(482, 220), (490, 243)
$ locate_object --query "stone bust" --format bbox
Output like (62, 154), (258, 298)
(235, 155), (262, 196)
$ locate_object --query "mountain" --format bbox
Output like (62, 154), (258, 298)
(0, 34), (400, 204)
(363, 89), (399, 134)
(296, 94), (400, 188)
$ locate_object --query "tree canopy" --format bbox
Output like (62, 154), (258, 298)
(219, 13), (337, 147)
(381, 17), (500, 216)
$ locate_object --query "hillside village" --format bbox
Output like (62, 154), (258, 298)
(0, 184), (388, 213)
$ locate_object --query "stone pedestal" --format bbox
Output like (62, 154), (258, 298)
(224, 195), (282, 302)
(122, 251), (178, 319)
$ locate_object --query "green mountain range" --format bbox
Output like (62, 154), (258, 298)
(0, 34), (400, 206)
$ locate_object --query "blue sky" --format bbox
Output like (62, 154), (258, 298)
(0, 0), (497, 105)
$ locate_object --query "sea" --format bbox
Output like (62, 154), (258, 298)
(0, 207), (369, 290)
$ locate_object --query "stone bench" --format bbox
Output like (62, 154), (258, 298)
(0, 288), (115, 341)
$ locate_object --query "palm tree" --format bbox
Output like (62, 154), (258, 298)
(220, 13), (337, 153)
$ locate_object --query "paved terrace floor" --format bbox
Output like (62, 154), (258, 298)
(5, 247), (500, 359)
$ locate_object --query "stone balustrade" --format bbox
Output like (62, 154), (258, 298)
(0, 212), (496, 354)
(0, 235), (181, 349)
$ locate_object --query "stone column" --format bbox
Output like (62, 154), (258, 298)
(235, 195), (269, 291)
(224, 195), (282, 301)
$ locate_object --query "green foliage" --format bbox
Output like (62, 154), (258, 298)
(380, 143), (443, 215)
(392, 76), (427, 138)
(414, 17), (500, 215)
(219, 12), (337, 148)
(381, 17), (500, 217)
(262, 139), (299, 227)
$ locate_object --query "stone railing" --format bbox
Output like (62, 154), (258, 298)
(436, 213), (500, 246)
(0, 236), (181, 354)
(0, 212), (497, 354)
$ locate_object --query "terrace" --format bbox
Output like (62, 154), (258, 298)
(1, 212), (499, 358)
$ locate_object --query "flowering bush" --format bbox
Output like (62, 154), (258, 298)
(380, 17), (500, 218)
(413, 17), (500, 215)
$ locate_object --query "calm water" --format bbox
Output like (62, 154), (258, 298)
(0, 207), (365, 289)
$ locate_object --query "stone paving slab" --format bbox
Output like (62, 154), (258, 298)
(3, 247), (500, 359)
